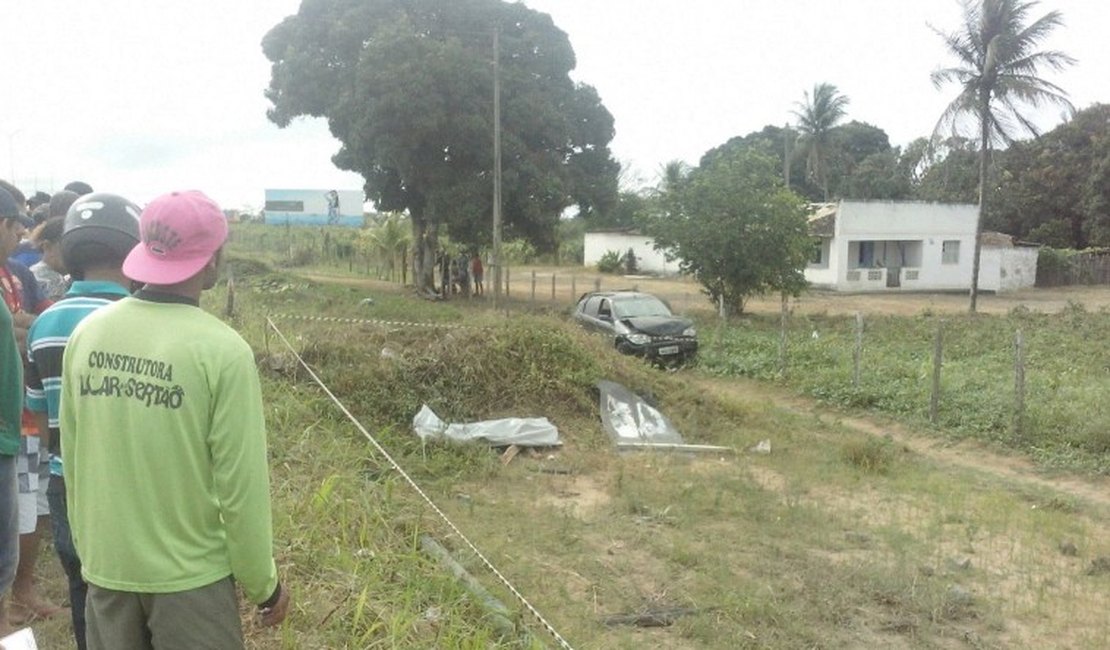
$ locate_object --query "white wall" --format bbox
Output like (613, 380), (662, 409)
(999, 245), (1038, 290)
(805, 238), (837, 288)
(829, 201), (979, 292)
(583, 232), (678, 275)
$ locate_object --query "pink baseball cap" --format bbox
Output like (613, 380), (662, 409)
(122, 190), (228, 285)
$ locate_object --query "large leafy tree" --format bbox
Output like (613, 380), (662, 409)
(262, 0), (618, 290)
(645, 149), (810, 315)
(792, 83), (850, 201)
(913, 136), (981, 202)
(989, 104), (1110, 248)
(931, 0), (1074, 312)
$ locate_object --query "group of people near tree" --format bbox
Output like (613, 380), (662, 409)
(0, 179), (288, 649)
(437, 249), (484, 299)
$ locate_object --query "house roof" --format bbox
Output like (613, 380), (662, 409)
(980, 231), (1021, 247)
(585, 227), (643, 235)
(805, 203), (1026, 245)
(807, 203), (837, 236)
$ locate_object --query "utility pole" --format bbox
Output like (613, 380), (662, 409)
(783, 123), (791, 189)
(491, 27), (503, 307)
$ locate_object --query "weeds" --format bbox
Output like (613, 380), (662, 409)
(699, 309), (1110, 474)
(152, 260), (1110, 648)
(841, 436), (900, 474)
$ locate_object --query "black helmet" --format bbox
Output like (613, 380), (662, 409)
(61, 192), (141, 276)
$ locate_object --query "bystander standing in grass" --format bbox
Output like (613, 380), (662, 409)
(61, 190), (290, 649)
(25, 192), (143, 649)
(0, 187), (27, 640)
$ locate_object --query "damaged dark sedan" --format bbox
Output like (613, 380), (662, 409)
(573, 290), (698, 364)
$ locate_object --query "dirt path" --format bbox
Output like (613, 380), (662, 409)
(693, 373), (1110, 511)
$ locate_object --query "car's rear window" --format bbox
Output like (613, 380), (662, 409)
(613, 296), (671, 318)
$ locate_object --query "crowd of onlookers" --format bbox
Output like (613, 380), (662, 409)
(438, 249), (484, 298)
(0, 178), (287, 649)
(0, 179), (93, 640)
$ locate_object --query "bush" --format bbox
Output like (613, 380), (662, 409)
(597, 249), (622, 273)
(623, 248), (639, 274)
(1035, 247), (1072, 286)
(841, 436), (898, 474)
(501, 239), (537, 265)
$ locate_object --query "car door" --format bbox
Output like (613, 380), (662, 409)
(579, 295), (613, 335)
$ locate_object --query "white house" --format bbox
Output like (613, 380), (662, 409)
(805, 200), (1038, 293)
(583, 229), (679, 275)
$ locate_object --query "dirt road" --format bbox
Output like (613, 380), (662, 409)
(694, 373), (1110, 511)
(496, 266), (1110, 316)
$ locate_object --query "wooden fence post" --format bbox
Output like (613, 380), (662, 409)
(853, 312), (863, 388)
(505, 267), (510, 297)
(530, 270), (536, 303)
(778, 293), (788, 376)
(224, 264), (235, 317)
(1013, 329), (1025, 440)
(571, 276), (576, 301)
(929, 323), (943, 424)
(594, 277), (601, 292)
(551, 273), (556, 300)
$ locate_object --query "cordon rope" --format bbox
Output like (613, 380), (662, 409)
(265, 316), (575, 650)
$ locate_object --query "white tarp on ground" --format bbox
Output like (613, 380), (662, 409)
(412, 405), (561, 447)
(597, 380), (684, 445)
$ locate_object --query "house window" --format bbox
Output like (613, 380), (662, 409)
(810, 239), (824, 265)
(858, 241), (875, 267)
(942, 240), (960, 264)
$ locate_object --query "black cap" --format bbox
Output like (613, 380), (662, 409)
(0, 187), (19, 219)
(64, 181), (94, 196)
(0, 189), (34, 228)
(27, 191), (51, 209)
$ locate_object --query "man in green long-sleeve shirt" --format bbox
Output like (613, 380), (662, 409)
(60, 190), (290, 649)
(0, 186), (27, 639)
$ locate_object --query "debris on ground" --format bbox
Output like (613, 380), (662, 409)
(750, 439), (772, 454)
(598, 380), (731, 453)
(412, 404), (560, 447)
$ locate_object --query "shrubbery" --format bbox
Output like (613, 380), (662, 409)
(597, 249), (622, 273)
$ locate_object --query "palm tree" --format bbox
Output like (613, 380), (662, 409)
(931, 0), (1075, 312)
(792, 83), (850, 201)
(361, 214), (411, 282)
(656, 160), (691, 196)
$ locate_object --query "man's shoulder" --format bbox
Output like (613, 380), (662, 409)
(30, 293), (118, 338)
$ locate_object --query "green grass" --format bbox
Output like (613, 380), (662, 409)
(27, 257), (1108, 648)
(698, 306), (1110, 474)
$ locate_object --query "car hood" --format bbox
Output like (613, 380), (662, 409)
(620, 316), (693, 336)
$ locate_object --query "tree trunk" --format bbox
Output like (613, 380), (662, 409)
(970, 101), (989, 313)
(410, 207), (438, 293)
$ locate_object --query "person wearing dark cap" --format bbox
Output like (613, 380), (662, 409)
(48, 191), (79, 223)
(29, 204), (49, 228)
(61, 190), (290, 648)
(26, 192), (50, 214)
(62, 182), (93, 197)
(0, 187), (26, 639)
(0, 182), (26, 214)
(25, 193), (142, 650)
(13, 191), (80, 269)
(0, 185), (58, 634)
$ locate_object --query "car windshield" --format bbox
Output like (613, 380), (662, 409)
(612, 295), (671, 319)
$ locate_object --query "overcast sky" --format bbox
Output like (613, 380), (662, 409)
(1, 0), (1105, 210)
